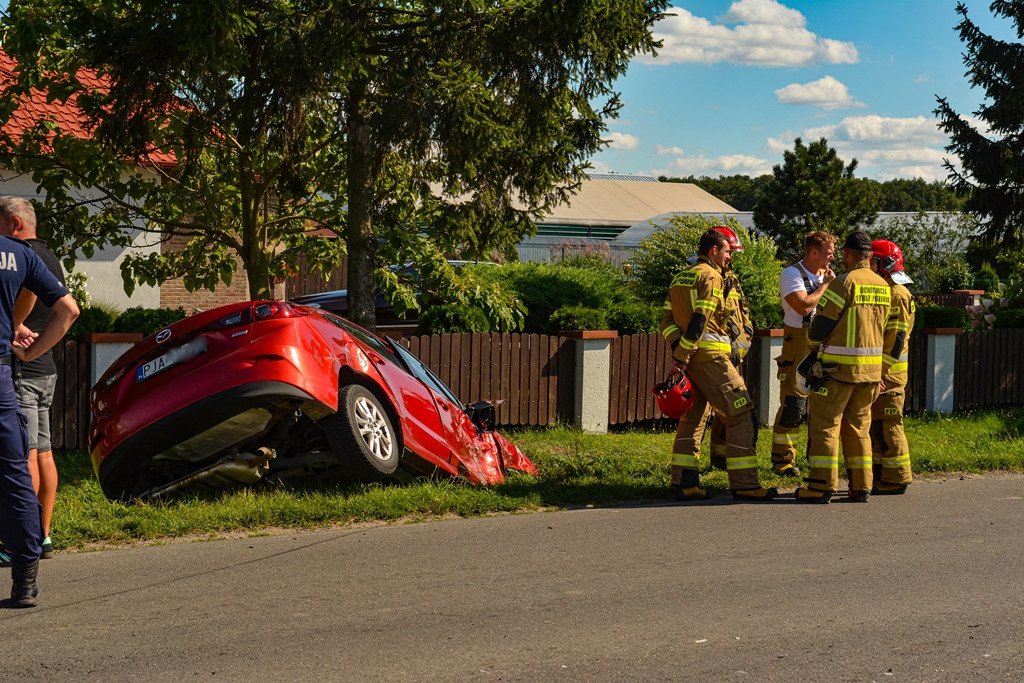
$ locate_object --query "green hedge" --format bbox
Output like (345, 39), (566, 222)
(67, 305), (187, 341)
(914, 304), (969, 332)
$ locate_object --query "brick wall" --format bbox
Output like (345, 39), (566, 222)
(158, 234), (285, 313)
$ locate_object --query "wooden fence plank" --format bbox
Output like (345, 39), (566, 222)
(499, 333), (511, 425)
(607, 337), (620, 424)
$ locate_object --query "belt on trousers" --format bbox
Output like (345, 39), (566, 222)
(0, 355), (11, 366)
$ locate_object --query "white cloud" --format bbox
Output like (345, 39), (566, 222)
(775, 75), (865, 111)
(768, 114), (956, 180)
(641, 0), (858, 67)
(650, 152), (775, 178)
(656, 144), (686, 155)
(605, 132), (640, 150)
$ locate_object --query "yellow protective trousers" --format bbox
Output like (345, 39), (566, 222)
(770, 325), (810, 470)
(806, 380), (880, 493)
(671, 356), (758, 490)
(870, 389), (913, 485)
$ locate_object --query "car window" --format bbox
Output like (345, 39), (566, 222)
(389, 341), (463, 407)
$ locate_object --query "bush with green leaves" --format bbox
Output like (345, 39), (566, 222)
(545, 305), (608, 334)
(628, 214), (784, 329)
(111, 307), (188, 337)
(871, 212), (976, 293)
(973, 262), (1001, 293)
(933, 262), (974, 293)
(66, 305), (117, 341)
(415, 303), (491, 335)
(475, 261), (630, 333)
(913, 302), (969, 332)
(607, 301), (659, 334)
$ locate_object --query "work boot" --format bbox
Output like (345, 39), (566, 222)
(11, 559), (39, 608)
(774, 464), (801, 478)
(710, 456), (727, 471)
(732, 487), (778, 502)
(794, 487), (832, 504)
(673, 484), (712, 501)
(872, 481), (908, 495)
(847, 490), (870, 503)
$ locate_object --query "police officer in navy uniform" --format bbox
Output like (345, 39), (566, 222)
(0, 196), (79, 608)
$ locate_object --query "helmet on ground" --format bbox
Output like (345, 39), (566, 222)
(871, 239), (904, 275)
(652, 373), (695, 419)
(711, 226), (744, 252)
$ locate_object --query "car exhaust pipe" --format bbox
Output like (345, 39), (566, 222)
(142, 447), (277, 500)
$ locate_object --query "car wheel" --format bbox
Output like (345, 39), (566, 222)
(327, 385), (401, 480)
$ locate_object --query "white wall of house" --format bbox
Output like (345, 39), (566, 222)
(0, 170), (161, 310)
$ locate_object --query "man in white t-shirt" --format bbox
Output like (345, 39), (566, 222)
(770, 230), (836, 477)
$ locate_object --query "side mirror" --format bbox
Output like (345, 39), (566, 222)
(465, 400), (496, 433)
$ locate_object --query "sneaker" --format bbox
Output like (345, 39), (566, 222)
(732, 487), (778, 501)
(40, 537), (54, 560)
(775, 465), (801, 478)
(872, 482), (908, 495)
(794, 487), (832, 504)
(848, 490), (870, 503)
(673, 484), (712, 501)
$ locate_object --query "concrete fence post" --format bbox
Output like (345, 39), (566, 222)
(561, 330), (617, 434)
(751, 329), (783, 428)
(923, 328), (961, 414)
(84, 333), (144, 392)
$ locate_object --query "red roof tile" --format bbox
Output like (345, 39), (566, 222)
(1, 48), (176, 167)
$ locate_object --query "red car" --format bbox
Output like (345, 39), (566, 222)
(89, 300), (537, 501)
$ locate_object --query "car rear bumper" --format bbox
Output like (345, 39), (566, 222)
(94, 380), (329, 500)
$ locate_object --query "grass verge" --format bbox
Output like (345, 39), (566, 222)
(49, 407), (1024, 553)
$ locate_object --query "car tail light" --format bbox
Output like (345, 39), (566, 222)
(207, 308), (253, 332)
(254, 302), (307, 320)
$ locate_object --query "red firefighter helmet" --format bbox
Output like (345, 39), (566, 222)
(652, 373), (695, 419)
(710, 225), (744, 252)
(871, 239), (904, 275)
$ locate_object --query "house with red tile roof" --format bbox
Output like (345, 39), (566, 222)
(1, 48), (255, 312)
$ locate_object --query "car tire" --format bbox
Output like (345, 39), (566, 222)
(327, 385), (401, 481)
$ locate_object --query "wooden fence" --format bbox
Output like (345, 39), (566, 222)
(47, 327), (1024, 452)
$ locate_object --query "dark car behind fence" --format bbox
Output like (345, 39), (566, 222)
(51, 328), (1024, 451)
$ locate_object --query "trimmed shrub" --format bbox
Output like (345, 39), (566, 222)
(545, 305), (608, 334)
(973, 262), (1000, 292)
(607, 301), (659, 334)
(112, 307), (188, 336)
(66, 305), (117, 341)
(992, 308), (1024, 329)
(415, 304), (491, 335)
(913, 303), (969, 331)
(933, 262), (973, 292)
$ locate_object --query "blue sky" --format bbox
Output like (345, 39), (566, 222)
(590, 0), (1016, 182)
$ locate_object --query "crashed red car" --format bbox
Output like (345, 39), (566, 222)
(89, 300), (537, 501)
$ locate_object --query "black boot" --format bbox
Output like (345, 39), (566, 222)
(11, 559), (39, 608)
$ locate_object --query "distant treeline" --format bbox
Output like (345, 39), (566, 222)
(659, 175), (965, 213)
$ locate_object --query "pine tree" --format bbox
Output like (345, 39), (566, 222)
(935, 0), (1024, 246)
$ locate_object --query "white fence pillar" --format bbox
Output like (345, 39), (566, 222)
(752, 330), (783, 428)
(923, 328), (960, 414)
(562, 330), (617, 434)
(85, 333), (143, 391)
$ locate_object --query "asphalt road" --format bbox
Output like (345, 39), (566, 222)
(1, 476), (1022, 681)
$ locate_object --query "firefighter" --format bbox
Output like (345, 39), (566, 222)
(770, 231), (836, 478)
(660, 228), (777, 502)
(794, 231), (890, 503)
(869, 239), (915, 494)
(704, 226), (754, 472)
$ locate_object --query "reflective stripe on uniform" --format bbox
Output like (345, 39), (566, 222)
(822, 345), (883, 365)
(772, 433), (798, 445)
(845, 456), (872, 468)
(808, 455), (839, 468)
(822, 289), (845, 308)
(879, 453), (911, 467)
(672, 453), (699, 468)
(726, 456), (757, 470)
(662, 324), (680, 340)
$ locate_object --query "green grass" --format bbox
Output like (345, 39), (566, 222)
(48, 407), (1024, 553)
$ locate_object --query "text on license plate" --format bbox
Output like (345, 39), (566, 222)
(137, 339), (208, 382)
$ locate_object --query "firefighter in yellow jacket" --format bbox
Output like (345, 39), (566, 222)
(870, 239), (916, 494)
(703, 227), (754, 472)
(660, 228), (777, 502)
(794, 231), (892, 503)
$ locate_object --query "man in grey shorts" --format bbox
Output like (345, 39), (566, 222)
(0, 197), (67, 561)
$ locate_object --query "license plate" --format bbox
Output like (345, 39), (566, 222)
(137, 338), (208, 382)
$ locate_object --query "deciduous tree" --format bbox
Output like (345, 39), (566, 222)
(1, 0), (667, 329)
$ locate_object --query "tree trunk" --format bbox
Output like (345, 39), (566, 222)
(346, 80), (377, 331)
